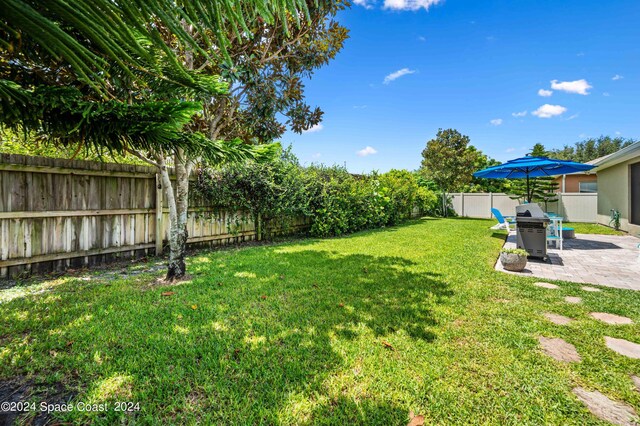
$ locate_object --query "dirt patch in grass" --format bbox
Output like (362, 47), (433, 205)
(0, 377), (75, 426)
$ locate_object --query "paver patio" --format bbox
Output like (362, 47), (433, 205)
(496, 233), (640, 290)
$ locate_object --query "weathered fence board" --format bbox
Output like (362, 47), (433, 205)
(0, 154), (310, 279)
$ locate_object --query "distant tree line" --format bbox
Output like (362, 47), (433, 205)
(548, 136), (636, 163)
(419, 131), (639, 212)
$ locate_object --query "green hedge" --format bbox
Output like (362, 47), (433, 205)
(195, 150), (439, 238)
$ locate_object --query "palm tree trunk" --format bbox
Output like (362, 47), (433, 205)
(158, 151), (191, 280)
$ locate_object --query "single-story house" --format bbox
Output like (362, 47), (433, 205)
(591, 141), (640, 235)
(553, 156), (604, 193)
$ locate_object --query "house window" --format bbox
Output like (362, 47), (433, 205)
(579, 181), (597, 193)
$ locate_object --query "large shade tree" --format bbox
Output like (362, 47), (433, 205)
(0, 0), (345, 280)
(420, 129), (479, 216)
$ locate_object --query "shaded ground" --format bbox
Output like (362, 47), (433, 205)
(0, 378), (74, 426)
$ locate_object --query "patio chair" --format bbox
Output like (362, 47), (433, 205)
(491, 208), (515, 231)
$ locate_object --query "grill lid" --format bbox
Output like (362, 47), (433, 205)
(516, 217), (550, 223)
(515, 203), (545, 218)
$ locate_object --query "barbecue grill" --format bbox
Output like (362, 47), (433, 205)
(516, 204), (550, 259)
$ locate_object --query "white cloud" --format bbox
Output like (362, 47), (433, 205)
(577, 52), (585, 57)
(383, 0), (443, 11)
(353, 105), (368, 109)
(311, 153), (322, 159)
(506, 147), (516, 153)
(538, 89), (553, 97)
(512, 111), (527, 117)
(532, 104), (567, 118)
(353, 0), (375, 8)
(418, 36), (426, 42)
(490, 118), (503, 126)
(615, 131), (621, 135)
(603, 92), (610, 97)
(565, 113), (579, 121)
(383, 68), (416, 84)
(550, 79), (592, 95)
(612, 74), (624, 81)
(302, 123), (323, 133)
(357, 146), (378, 157)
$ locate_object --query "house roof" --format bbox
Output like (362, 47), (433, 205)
(591, 141), (640, 171)
(586, 154), (612, 165)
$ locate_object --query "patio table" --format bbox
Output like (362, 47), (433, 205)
(546, 215), (563, 250)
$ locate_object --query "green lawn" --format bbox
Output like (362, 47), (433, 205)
(564, 222), (626, 236)
(1, 218), (639, 424)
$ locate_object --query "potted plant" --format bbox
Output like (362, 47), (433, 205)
(500, 248), (528, 272)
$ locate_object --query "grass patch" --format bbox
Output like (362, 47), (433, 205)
(1, 218), (638, 424)
(563, 222), (626, 236)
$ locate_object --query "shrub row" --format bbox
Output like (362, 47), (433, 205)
(195, 149), (439, 238)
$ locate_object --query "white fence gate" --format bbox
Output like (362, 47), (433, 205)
(450, 193), (597, 223)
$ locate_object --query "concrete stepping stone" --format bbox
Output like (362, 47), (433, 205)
(590, 312), (634, 325)
(572, 387), (638, 426)
(538, 336), (581, 362)
(565, 296), (582, 304)
(582, 286), (602, 292)
(632, 376), (640, 393)
(544, 313), (574, 325)
(534, 282), (559, 289)
(605, 337), (640, 359)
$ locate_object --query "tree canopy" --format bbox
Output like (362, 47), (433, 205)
(549, 136), (636, 163)
(420, 128), (479, 194)
(1, 0), (318, 95)
(0, 0), (328, 158)
(1, 0), (346, 280)
(420, 129), (479, 215)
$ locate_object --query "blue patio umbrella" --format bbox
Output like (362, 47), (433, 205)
(473, 156), (595, 203)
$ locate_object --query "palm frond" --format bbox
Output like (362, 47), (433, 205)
(1, 0), (314, 93)
(184, 133), (279, 165)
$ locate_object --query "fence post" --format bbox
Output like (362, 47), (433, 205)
(489, 192), (493, 218)
(257, 213), (262, 241)
(460, 193), (465, 217)
(155, 173), (164, 256)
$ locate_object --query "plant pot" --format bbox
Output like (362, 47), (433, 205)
(500, 252), (527, 272)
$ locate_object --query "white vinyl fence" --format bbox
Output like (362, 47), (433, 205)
(450, 193), (597, 223)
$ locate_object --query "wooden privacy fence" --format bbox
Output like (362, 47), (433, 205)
(450, 192), (598, 222)
(0, 154), (310, 279)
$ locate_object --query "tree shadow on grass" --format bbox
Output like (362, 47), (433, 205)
(490, 232), (509, 241)
(0, 247), (450, 424)
(306, 395), (409, 425)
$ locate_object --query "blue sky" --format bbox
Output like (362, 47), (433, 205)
(280, 0), (640, 173)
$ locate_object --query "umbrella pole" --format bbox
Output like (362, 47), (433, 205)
(526, 174), (531, 203)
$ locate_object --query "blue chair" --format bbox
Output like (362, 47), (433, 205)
(491, 208), (515, 231)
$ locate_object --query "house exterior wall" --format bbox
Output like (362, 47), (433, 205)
(596, 158), (640, 236)
(553, 174), (597, 193)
